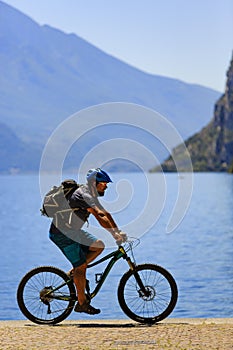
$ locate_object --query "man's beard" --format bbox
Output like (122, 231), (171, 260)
(97, 190), (105, 197)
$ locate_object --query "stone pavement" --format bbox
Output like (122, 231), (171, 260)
(0, 318), (232, 349)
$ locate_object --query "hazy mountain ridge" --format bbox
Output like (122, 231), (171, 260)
(0, 122), (40, 173)
(0, 1), (221, 173)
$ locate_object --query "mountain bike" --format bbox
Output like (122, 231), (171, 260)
(17, 238), (178, 325)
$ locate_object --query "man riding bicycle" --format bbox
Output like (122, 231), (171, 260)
(49, 168), (127, 315)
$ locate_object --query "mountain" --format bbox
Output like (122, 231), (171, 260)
(0, 1), (221, 173)
(0, 122), (40, 173)
(154, 54), (233, 172)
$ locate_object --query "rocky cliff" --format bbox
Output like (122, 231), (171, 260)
(155, 54), (233, 172)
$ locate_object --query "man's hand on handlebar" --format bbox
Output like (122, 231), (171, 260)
(112, 231), (128, 245)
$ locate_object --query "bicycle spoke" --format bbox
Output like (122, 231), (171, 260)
(17, 266), (76, 324)
(118, 264), (178, 323)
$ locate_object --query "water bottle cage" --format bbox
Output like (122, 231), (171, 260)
(95, 273), (103, 283)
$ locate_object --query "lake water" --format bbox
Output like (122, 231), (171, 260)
(0, 173), (232, 321)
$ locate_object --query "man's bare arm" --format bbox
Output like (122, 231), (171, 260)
(87, 206), (126, 242)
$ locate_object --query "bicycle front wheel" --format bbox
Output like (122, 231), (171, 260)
(118, 263), (178, 324)
(17, 266), (76, 325)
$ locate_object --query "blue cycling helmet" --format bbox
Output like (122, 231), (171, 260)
(86, 168), (113, 183)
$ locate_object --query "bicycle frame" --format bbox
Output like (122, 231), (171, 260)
(46, 245), (135, 302)
(87, 245), (135, 298)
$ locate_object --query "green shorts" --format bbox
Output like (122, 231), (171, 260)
(49, 229), (97, 268)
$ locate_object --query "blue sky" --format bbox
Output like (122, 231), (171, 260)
(2, 0), (233, 92)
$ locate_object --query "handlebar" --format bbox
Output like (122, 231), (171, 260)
(118, 236), (140, 251)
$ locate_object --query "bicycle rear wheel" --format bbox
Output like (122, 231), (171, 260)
(17, 266), (76, 325)
(118, 263), (178, 324)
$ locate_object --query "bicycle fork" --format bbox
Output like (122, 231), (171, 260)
(125, 256), (151, 298)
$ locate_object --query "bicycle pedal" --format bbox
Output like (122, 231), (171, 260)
(95, 273), (103, 283)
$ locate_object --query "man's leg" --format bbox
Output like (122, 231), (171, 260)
(73, 240), (104, 306)
(73, 259), (101, 314)
(73, 262), (87, 305)
(50, 230), (101, 313)
(68, 239), (104, 276)
(86, 239), (105, 264)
